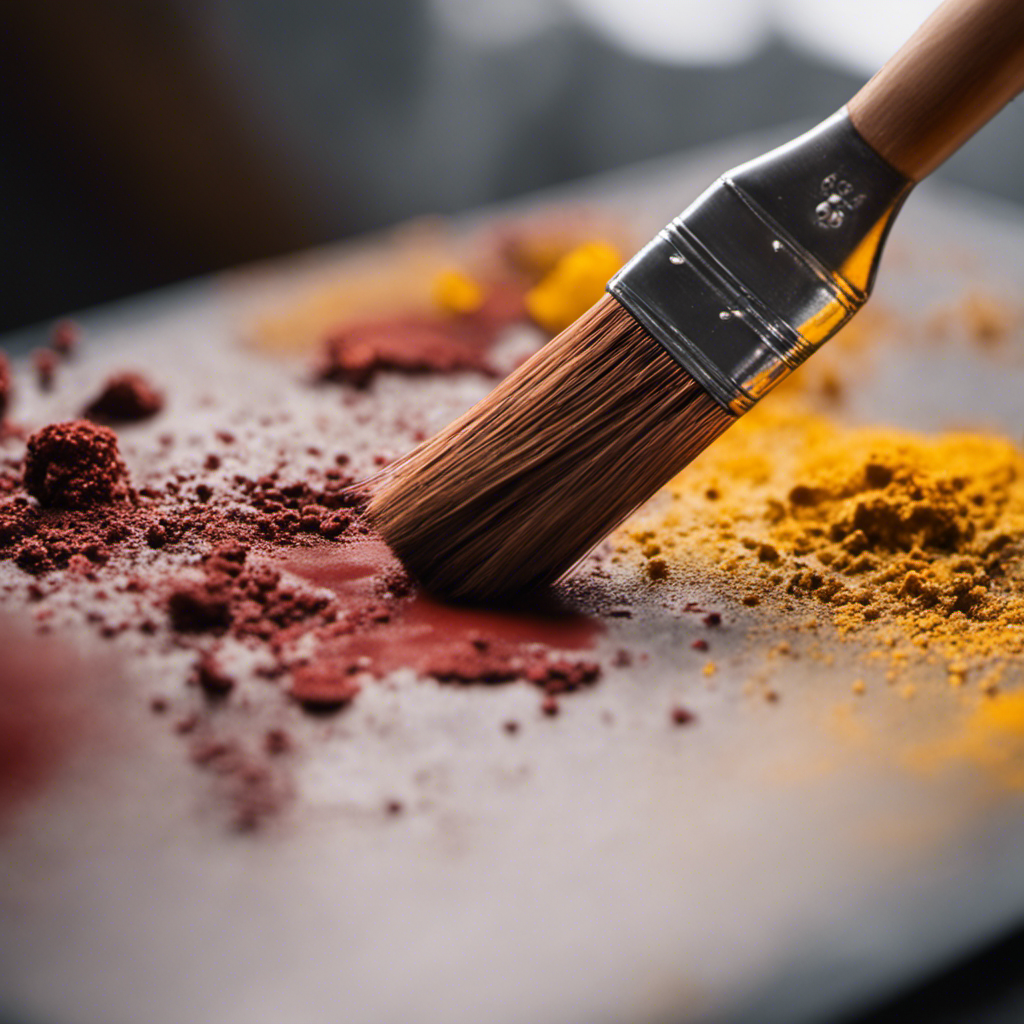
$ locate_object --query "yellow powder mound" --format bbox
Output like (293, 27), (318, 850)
(620, 396), (1024, 665)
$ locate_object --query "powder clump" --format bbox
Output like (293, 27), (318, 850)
(23, 421), (132, 509)
(84, 372), (164, 422)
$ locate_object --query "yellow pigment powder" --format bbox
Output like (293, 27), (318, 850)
(525, 241), (623, 333)
(907, 691), (1024, 789)
(620, 395), (1024, 667)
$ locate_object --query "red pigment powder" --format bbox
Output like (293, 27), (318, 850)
(188, 733), (290, 831)
(1, 442), (363, 578)
(51, 319), (79, 356)
(33, 349), (57, 390)
(23, 421), (131, 509)
(317, 283), (525, 387)
(0, 302), (619, 830)
(84, 372), (164, 422)
(0, 352), (11, 421)
(0, 626), (88, 825)
(192, 651), (235, 697)
(167, 541), (333, 639)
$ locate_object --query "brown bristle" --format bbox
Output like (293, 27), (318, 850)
(367, 293), (735, 601)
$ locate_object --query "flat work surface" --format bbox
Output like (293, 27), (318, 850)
(2, 131), (1024, 1024)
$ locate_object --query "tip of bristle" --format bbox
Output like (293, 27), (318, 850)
(368, 293), (734, 601)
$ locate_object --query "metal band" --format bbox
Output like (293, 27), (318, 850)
(608, 109), (913, 414)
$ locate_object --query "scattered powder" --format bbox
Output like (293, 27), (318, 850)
(0, 395), (604, 827)
(187, 733), (290, 831)
(620, 395), (1024, 675)
(13, 213), (1021, 834)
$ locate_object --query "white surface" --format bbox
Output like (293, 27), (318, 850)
(1, 133), (1024, 1024)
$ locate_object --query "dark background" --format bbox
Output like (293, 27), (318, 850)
(1, 0), (1022, 335)
(1, 3), (1024, 1020)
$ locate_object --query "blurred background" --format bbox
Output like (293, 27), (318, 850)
(3, 0), (1022, 334)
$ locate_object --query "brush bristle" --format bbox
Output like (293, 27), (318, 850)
(367, 292), (735, 601)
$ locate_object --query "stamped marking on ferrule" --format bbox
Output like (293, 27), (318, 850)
(815, 172), (866, 228)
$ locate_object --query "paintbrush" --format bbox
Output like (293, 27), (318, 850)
(368, 0), (1024, 602)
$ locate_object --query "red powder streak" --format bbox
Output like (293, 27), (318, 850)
(275, 539), (600, 693)
(0, 631), (85, 824)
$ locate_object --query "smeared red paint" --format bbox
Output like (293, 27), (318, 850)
(275, 538), (602, 707)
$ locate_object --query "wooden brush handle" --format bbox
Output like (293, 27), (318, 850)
(848, 0), (1024, 181)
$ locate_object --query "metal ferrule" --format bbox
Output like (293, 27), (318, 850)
(608, 108), (913, 414)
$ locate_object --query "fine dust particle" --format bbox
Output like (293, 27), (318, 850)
(192, 653), (235, 698)
(670, 705), (696, 725)
(691, 638), (709, 651)
(51, 319), (79, 356)
(900, 684), (917, 700)
(541, 695), (559, 716)
(960, 290), (1016, 346)
(702, 661), (717, 677)
(646, 557), (669, 581)
(33, 349), (57, 390)
(264, 729), (292, 755)
(851, 679), (867, 696)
